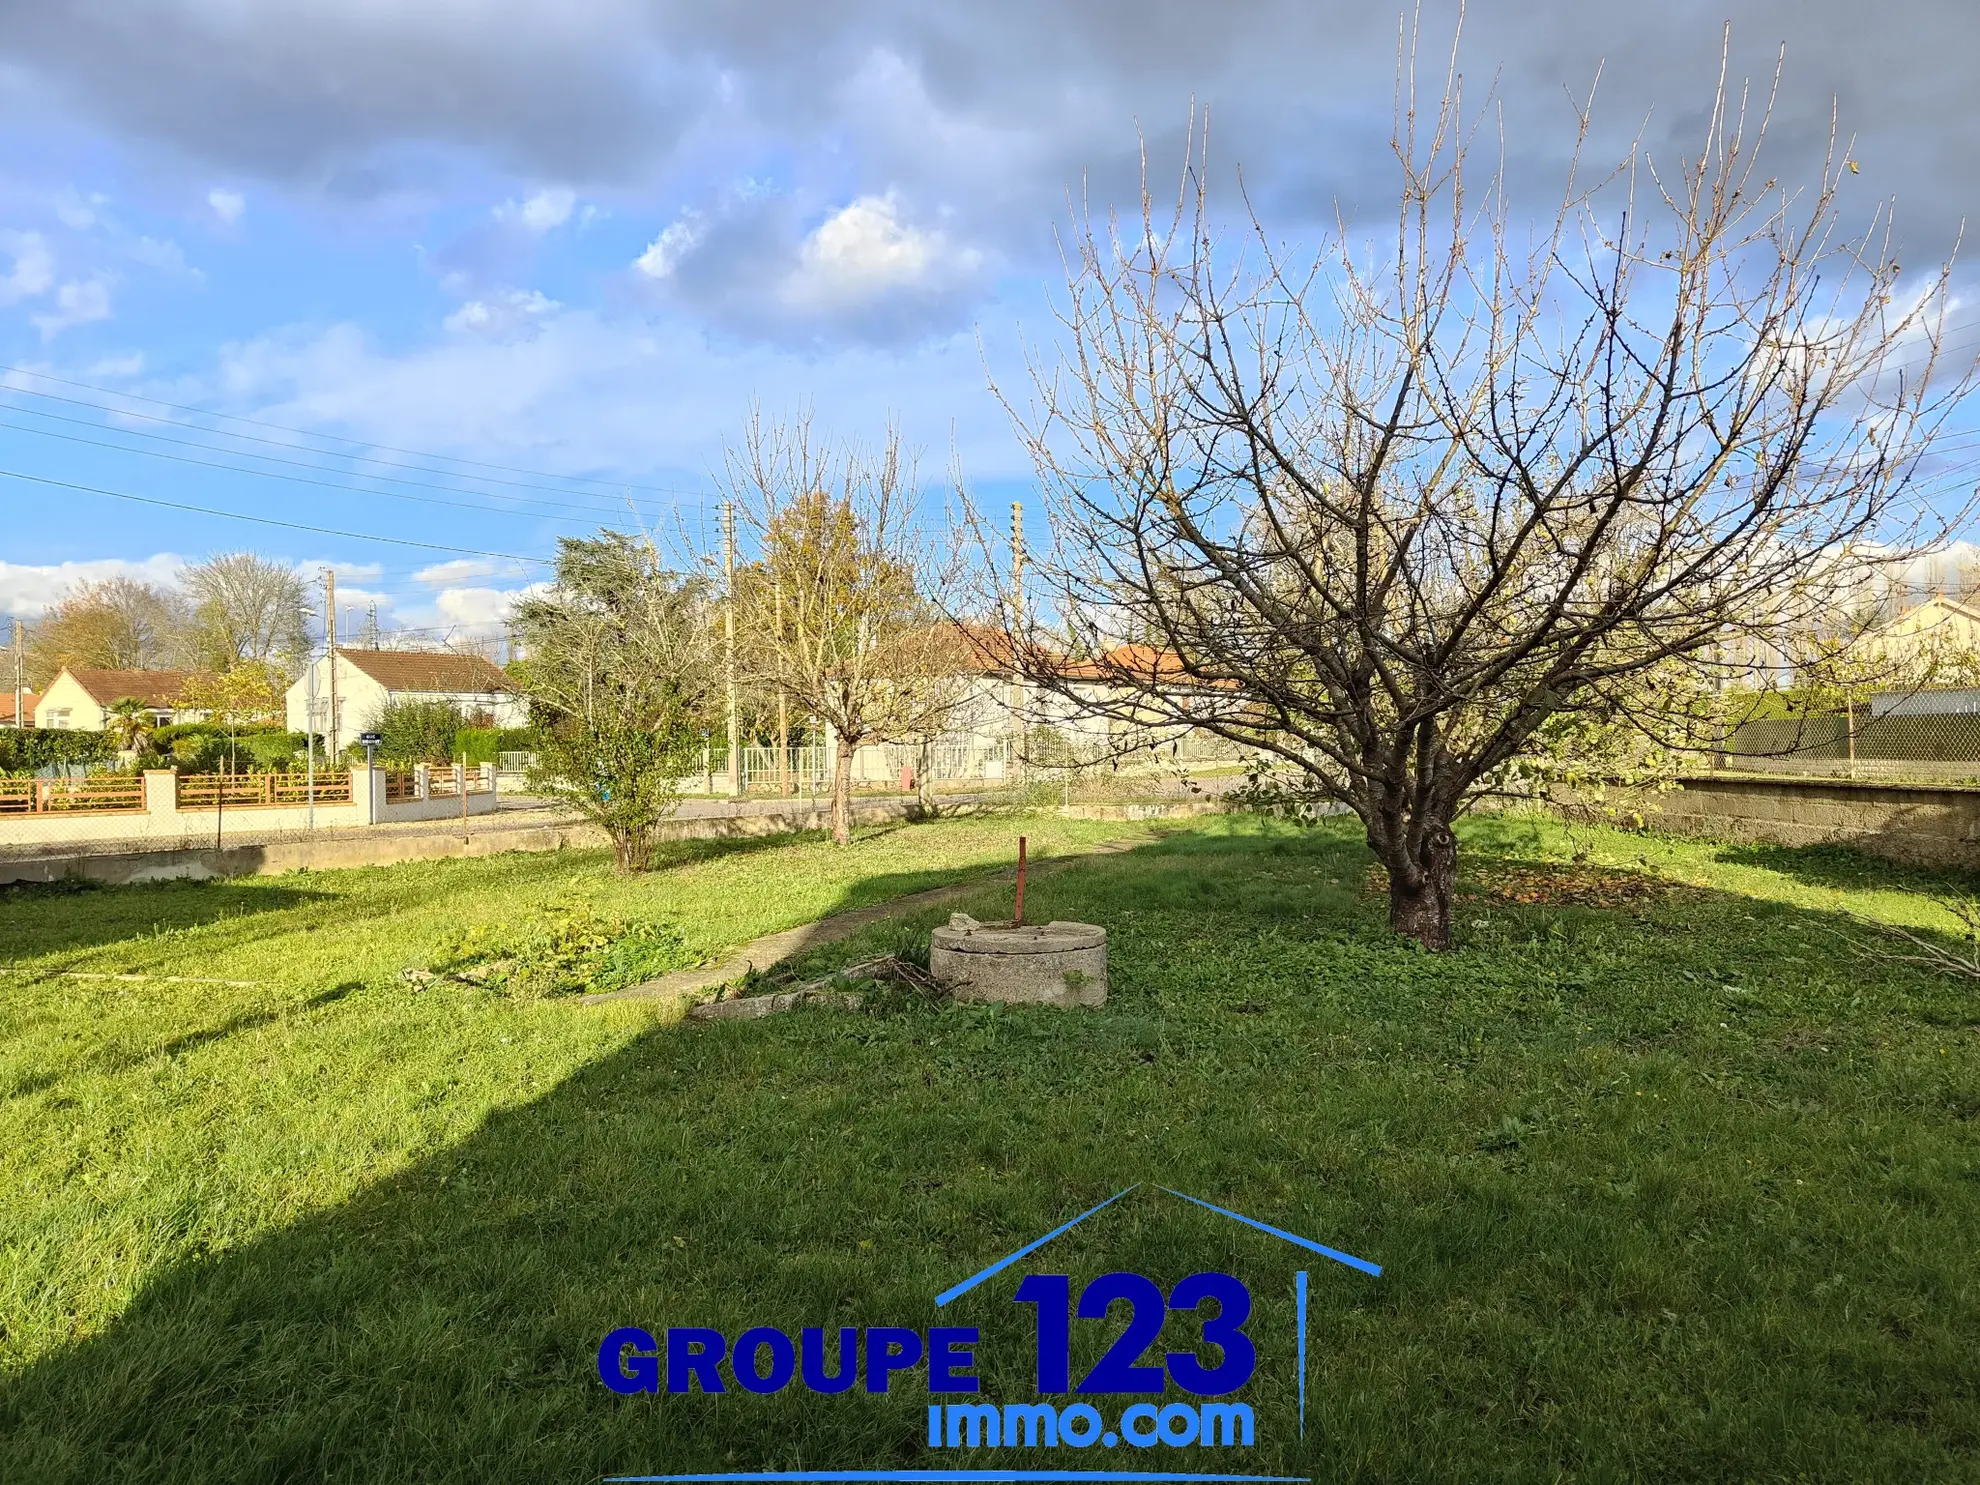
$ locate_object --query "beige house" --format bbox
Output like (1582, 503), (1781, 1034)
(34, 668), (207, 731)
(1847, 595), (1980, 678)
(285, 648), (525, 751)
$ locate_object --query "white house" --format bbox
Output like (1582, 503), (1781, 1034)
(285, 648), (525, 751)
(34, 668), (208, 731)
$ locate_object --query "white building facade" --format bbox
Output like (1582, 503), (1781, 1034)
(285, 649), (526, 752)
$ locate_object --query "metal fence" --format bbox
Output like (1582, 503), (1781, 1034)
(1716, 712), (1980, 781)
(0, 775), (146, 814)
(176, 772), (353, 809)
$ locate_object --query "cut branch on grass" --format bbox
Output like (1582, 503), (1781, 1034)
(1849, 896), (1980, 981)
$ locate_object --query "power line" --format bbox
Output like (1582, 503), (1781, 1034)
(0, 465), (554, 563)
(0, 363), (724, 504)
(0, 396), (661, 523)
(0, 413), (623, 527)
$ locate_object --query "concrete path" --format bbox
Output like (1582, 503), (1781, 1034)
(579, 832), (1163, 1008)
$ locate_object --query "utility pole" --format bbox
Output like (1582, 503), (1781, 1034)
(11, 617), (23, 730)
(1009, 501), (1026, 787)
(723, 500), (740, 798)
(305, 637), (318, 831)
(323, 569), (340, 762)
(775, 577), (790, 796)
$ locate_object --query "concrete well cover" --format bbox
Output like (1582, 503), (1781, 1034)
(930, 914), (1108, 1007)
(931, 917), (1106, 954)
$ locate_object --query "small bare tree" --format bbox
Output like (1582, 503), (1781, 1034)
(998, 37), (1971, 948)
(727, 413), (970, 845)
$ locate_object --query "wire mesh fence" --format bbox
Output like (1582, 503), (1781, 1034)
(1713, 712), (1980, 782)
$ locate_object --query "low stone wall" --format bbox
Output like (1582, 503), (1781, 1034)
(1562, 774), (1980, 870)
(1054, 800), (1231, 822)
(0, 768), (497, 852)
(0, 796), (924, 886)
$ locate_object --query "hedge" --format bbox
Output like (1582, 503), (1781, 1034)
(0, 730), (118, 775)
(454, 727), (538, 765)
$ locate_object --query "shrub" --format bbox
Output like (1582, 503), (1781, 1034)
(367, 699), (467, 765)
(0, 730), (118, 776)
(151, 722), (283, 750)
(453, 727), (539, 765)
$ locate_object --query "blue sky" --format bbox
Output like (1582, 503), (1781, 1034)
(3, 0), (1977, 643)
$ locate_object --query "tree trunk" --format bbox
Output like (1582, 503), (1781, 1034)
(1386, 820), (1457, 950)
(830, 735), (855, 845)
(611, 823), (654, 873)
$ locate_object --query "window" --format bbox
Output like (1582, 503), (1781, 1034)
(46, 709), (71, 729)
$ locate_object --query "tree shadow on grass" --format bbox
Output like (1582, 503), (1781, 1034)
(1710, 839), (1980, 897)
(1, 982), (362, 1102)
(3, 830), (1979, 1482)
(0, 879), (330, 960)
(0, 1013), (1219, 1484)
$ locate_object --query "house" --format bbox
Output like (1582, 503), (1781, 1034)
(1, 689), (36, 728)
(33, 668), (207, 731)
(285, 648), (525, 750)
(1850, 595), (1980, 675)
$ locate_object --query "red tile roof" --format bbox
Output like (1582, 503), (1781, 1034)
(61, 668), (201, 708)
(0, 690), (37, 725)
(337, 649), (513, 693)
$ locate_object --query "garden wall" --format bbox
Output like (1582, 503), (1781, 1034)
(1561, 774), (1980, 870)
(0, 768), (497, 853)
(0, 795), (928, 886)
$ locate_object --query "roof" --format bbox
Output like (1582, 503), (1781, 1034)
(1876, 594), (1980, 631)
(58, 668), (200, 708)
(337, 648), (513, 694)
(1052, 643), (1198, 684)
(0, 691), (37, 725)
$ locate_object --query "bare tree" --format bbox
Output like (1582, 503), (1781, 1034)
(727, 413), (970, 845)
(996, 37), (1971, 948)
(181, 552), (310, 676)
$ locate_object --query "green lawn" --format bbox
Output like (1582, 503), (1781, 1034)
(1, 812), (1977, 1482)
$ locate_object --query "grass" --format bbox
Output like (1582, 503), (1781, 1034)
(0, 811), (1976, 1482)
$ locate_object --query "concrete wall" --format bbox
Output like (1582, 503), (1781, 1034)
(0, 767), (496, 851)
(1562, 774), (1980, 870)
(0, 795), (924, 885)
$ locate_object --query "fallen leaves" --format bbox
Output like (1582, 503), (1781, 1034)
(1363, 860), (1675, 910)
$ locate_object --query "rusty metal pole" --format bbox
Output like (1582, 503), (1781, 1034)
(1014, 835), (1027, 925)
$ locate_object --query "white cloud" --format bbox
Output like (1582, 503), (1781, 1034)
(210, 301), (1030, 483)
(434, 583), (543, 635)
(633, 213), (703, 279)
(443, 286), (559, 335)
(0, 554), (187, 617)
(52, 188), (106, 231)
(784, 193), (981, 311)
(498, 187), (577, 232)
(128, 235), (197, 276)
(207, 188), (246, 225)
(84, 352), (145, 378)
(0, 230), (56, 305)
(415, 558), (501, 586)
(30, 277), (114, 339)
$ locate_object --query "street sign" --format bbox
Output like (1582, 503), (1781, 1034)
(359, 731), (383, 745)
